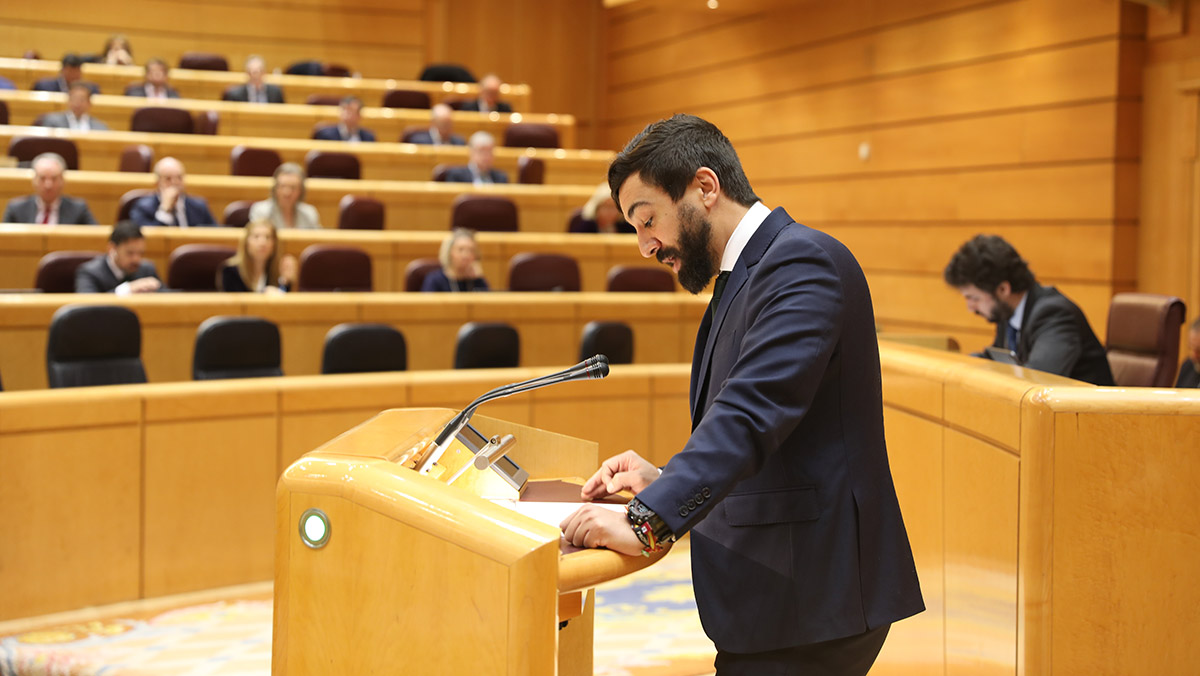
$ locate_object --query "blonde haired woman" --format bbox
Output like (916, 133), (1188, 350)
(249, 163), (321, 229)
(421, 228), (490, 292)
(217, 221), (298, 293)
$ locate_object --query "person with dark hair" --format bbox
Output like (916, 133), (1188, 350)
(2, 153), (97, 225)
(130, 157), (216, 227)
(1177, 317), (1200, 388)
(421, 228), (489, 292)
(944, 234), (1115, 385)
(217, 221), (297, 293)
(442, 131), (507, 184)
(406, 103), (465, 146)
(32, 54), (100, 94)
(75, 221), (162, 293)
(313, 96), (376, 142)
(36, 82), (108, 131)
(223, 55), (284, 103)
(249, 163), (321, 229)
(125, 58), (180, 99)
(559, 114), (924, 675)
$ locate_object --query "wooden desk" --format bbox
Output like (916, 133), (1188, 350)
(0, 90), (576, 148)
(0, 168), (597, 232)
(0, 125), (611, 184)
(0, 292), (706, 391)
(0, 57), (533, 112)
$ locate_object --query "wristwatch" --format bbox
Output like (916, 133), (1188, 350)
(626, 497), (675, 553)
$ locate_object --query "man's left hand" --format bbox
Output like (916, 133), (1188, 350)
(559, 504), (644, 557)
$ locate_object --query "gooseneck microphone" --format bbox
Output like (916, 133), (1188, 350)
(416, 355), (610, 473)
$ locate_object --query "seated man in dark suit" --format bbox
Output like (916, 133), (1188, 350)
(3, 152), (97, 225)
(1177, 317), (1200, 388)
(36, 82), (109, 131)
(405, 103), (465, 145)
(312, 96), (376, 142)
(457, 74), (512, 113)
(75, 221), (162, 294)
(442, 131), (508, 185)
(222, 55), (284, 104)
(130, 157), (216, 227)
(945, 234), (1115, 385)
(32, 53), (100, 94)
(124, 58), (181, 99)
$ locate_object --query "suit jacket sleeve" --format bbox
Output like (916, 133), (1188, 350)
(1022, 300), (1085, 377)
(130, 196), (166, 226)
(192, 198), (216, 226)
(2, 200), (19, 223)
(74, 259), (108, 293)
(639, 237), (846, 536)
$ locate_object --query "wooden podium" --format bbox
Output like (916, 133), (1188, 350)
(272, 407), (666, 675)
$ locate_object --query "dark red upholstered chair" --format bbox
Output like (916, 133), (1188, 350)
(1105, 293), (1187, 387)
(9, 137), (79, 170)
(404, 258), (440, 292)
(321, 323), (407, 374)
(118, 144), (154, 172)
(116, 188), (155, 222)
(606, 265), (676, 292)
(517, 156), (544, 185)
(337, 195), (384, 230)
(306, 94), (342, 106)
(0, 100), (9, 125)
(503, 123), (559, 149)
(179, 52), (229, 71)
(450, 195), (518, 232)
(323, 64), (352, 78)
(580, 321), (634, 364)
(454, 322), (519, 369)
(230, 145), (282, 177)
(130, 107), (193, 134)
(167, 245), (236, 291)
(305, 150), (361, 180)
(223, 200), (254, 227)
(297, 245), (373, 292)
(506, 252), (581, 292)
(35, 251), (99, 293)
(194, 110), (219, 135)
(381, 90), (431, 109)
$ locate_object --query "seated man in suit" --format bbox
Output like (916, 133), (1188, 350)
(313, 96), (376, 142)
(2, 152), (97, 225)
(945, 234), (1115, 385)
(442, 131), (508, 185)
(406, 103), (465, 145)
(37, 83), (109, 131)
(222, 55), (285, 104)
(75, 221), (162, 294)
(458, 74), (512, 113)
(124, 58), (180, 99)
(1177, 317), (1200, 388)
(32, 53), (100, 94)
(130, 157), (216, 227)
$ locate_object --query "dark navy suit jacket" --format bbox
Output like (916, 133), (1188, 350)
(129, 193), (217, 227)
(313, 125), (377, 142)
(636, 207), (924, 653)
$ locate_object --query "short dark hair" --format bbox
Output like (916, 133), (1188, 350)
(944, 234), (1037, 294)
(607, 114), (759, 212)
(146, 57), (168, 71)
(68, 81), (93, 97)
(61, 53), (84, 69)
(110, 221), (143, 246)
(340, 95), (362, 109)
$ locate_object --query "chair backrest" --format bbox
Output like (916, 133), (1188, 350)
(194, 110), (219, 135)
(381, 89), (432, 109)
(454, 322), (519, 369)
(298, 245), (373, 291)
(503, 123), (559, 149)
(286, 60), (324, 76)
(1105, 292), (1187, 387)
(130, 107), (194, 134)
(117, 188), (155, 222)
(321, 323), (407, 374)
(0, 100), (8, 125)
(9, 136), (79, 170)
(230, 145), (282, 177)
(47, 305), (147, 388)
(168, 244), (236, 291)
(418, 63), (475, 83)
(404, 258), (440, 292)
(306, 94), (343, 106)
(36, 251), (98, 293)
(179, 52), (229, 71)
(337, 195), (385, 230)
(324, 64), (352, 78)
(400, 125), (427, 143)
(193, 316), (282, 380)
(451, 194), (518, 232)
(606, 265), (676, 292)
(305, 150), (361, 180)
(507, 252), (581, 292)
(118, 144), (154, 172)
(223, 200), (255, 227)
(431, 163), (452, 182)
(517, 156), (544, 185)
(580, 321), (634, 365)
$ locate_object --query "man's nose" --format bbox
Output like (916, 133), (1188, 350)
(637, 233), (659, 259)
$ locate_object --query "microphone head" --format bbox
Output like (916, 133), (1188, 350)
(596, 361), (610, 378)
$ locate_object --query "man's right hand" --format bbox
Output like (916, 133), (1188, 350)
(160, 186), (180, 211)
(580, 450), (659, 501)
(128, 277), (161, 293)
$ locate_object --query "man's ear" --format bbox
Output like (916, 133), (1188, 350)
(995, 281), (1013, 304)
(695, 167), (720, 209)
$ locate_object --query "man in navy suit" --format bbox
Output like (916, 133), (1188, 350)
(222, 55), (284, 104)
(32, 53), (99, 94)
(75, 221), (162, 294)
(124, 59), (181, 99)
(457, 74), (512, 113)
(561, 114), (924, 674)
(312, 96), (376, 142)
(405, 103), (465, 145)
(441, 131), (507, 184)
(130, 157), (216, 227)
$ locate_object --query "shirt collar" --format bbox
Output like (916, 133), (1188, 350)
(719, 201), (771, 272)
(106, 254), (126, 281)
(1009, 292), (1028, 332)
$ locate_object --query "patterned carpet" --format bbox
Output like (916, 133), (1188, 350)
(0, 540), (715, 676)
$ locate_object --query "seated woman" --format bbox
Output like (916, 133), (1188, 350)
(570, 183), (635, 234)
(422, 228), (490, 292)
(217, 220), (298, 293)
(101, 34), (134, 66)
(250, 163), (322, 230)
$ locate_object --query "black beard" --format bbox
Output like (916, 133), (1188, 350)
(987, 295), (1013, 325)
(657, 203), (718, 294)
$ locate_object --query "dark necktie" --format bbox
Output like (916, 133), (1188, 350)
(1006, 323), (1020, 353)
(711, 271), (731, 321)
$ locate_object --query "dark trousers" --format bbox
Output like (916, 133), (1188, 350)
(714, 624), (890, 676)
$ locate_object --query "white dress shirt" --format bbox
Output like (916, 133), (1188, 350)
(719, 201), (772, 272)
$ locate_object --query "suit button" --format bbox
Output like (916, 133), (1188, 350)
(686, 498), (696, 510)
(679, 507), (688, 517)
(695, 493), (704, 504)
(701, 487), (711, 498)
